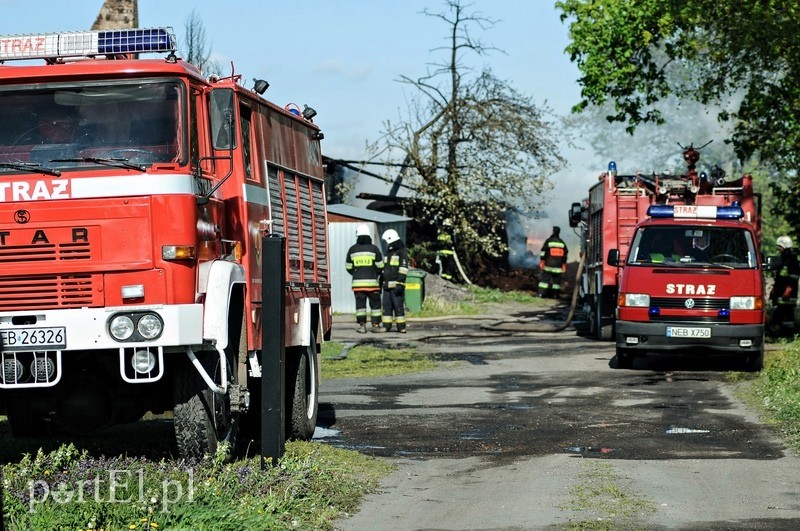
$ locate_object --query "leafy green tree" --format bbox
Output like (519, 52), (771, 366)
(557, 0), (800, 242)
(380, 0), (566, 277)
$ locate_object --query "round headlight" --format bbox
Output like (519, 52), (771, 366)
(31, 357), (55, 382)
(110, 315), (135, 341)
(131, 349), (156, 374)
(3, 358), (23, 384)
(137, 314), (163, 340)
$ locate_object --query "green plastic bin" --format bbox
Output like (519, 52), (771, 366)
(405, 269), (427, 312)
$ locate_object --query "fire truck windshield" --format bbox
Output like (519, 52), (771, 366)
(0, 79), (184, 171)
(628, 225), (758, 269)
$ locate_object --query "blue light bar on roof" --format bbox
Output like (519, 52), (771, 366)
(0, 27), (175, 61)
(647, 203), (744, 220)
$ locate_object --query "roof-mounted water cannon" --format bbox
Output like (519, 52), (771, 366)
(0, 27), (176, 62)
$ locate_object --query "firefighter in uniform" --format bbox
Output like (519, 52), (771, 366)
(769, 235), (799, 336)
(436, 219), (458, 282)
(345, 224), (384, 333)
(381, 229), (409, 333)
(538, 226), (568, 299)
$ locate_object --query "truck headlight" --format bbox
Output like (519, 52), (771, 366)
(110, 315), (135, 340)
(623, 293), (650, 307)
(137, 314), (164, 340)
(730, 296), (755, 310)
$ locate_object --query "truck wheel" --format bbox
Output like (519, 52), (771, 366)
(614, 347), (634, 370)
(286, 334), (319, 440)
(174, 306), (245, 460)
(7, 404), (49, 438)
(596, 294), (614, 341)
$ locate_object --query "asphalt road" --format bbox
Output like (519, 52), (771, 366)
(320, 304), (800, 530)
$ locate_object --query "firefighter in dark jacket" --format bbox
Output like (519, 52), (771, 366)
(769, 235), (799, 336)
(380, 229), (409, 333)
(345, 224), (384, 333)
(538, 226), (568, 299)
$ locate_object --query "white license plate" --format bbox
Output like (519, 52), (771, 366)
(666, 326), (711, 338)
(0, 327), (66, 351)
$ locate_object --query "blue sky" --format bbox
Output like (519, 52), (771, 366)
(0, 1), (582, 161)
(1, 1), (588, 250)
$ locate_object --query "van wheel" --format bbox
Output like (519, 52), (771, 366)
(615, 347), (634, 370)
(286, 334), (319, 440)
(744, 348), (764, 372)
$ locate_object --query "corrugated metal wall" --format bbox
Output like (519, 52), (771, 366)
(329, 221), (408, 315)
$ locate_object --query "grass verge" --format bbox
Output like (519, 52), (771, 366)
(734, 338), (800, 453)
(409, 285), (548, 318)
(322, 342), (438, 379)
(2, 439), (393, 530)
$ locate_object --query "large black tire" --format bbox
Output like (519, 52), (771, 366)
(614, 347), (634, 370)
(596, 293), (614, 341)
(285, 335), (319, 440)
(174, 305), (245, 460)
(7, 404), (50, 438)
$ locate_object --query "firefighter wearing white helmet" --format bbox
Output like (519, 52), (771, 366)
(380, 228), (409, 333)
(769, 235), (800, 336)
(345, 224), (384, 333)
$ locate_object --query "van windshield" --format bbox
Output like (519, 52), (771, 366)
(628, 225), (758, 269)
(0, 79), (185, 171)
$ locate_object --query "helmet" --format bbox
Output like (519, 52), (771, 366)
(777, 235), (793, 249)
(382, 229), (400, 244)
(356, 224), (371, 237)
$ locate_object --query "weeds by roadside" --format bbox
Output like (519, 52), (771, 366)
(321, 342), (437, 379)
(2, 439), (393, 530)
(739, 338), (800, 453)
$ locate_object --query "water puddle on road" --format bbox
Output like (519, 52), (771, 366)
(563, 446), (618, 458)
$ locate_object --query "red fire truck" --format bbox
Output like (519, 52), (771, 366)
(570, 146), (764, 370)
(0, 28), (331, 457)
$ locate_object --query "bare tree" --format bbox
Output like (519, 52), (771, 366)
(381, 0), (566, 275)
(180, 10), (220, 75)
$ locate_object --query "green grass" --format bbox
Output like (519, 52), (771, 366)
(559, 460), (655, 530)
(2, 439), (393, 530)
(321, 342), (438, 379)
(740, 338), (800, 452)
(408, 285), (547, 318)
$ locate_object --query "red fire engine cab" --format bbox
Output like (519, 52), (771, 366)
(0, 28), (331, 458)
(570, 145), (764, 370)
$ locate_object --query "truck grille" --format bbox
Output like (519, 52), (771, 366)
(0, 242), (92, 262)
(650, 297), (728, 310)
(0, 274), (101, 310)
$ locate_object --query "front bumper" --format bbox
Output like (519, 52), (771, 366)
(615, 320), (764, 353)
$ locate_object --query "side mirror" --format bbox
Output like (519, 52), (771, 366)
(607, 248), (620, 267)
(568, 202), (583, 228)
(764, 255), (780, 271)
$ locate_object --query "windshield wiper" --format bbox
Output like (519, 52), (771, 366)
(52, 157), (146, 172)
(0, 162), (61, 177)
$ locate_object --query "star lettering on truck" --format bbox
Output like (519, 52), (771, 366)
(0, 180), (70, 202)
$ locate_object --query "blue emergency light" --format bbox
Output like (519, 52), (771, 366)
(647, 201), (744, 220)
(608, 161), (617, 176)
(0, 27), (175, 61)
